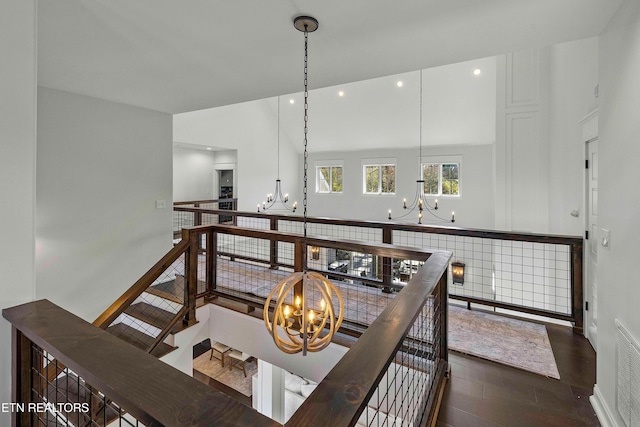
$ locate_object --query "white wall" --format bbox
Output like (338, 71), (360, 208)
(174, 98), (301, 213)
(0, 0), (37, 422)
(173, 147), (216, 202)
(548, 37), (599, 236)
(592, 1), (640, 425)
(36, 87), (173, 322)
(307, 145), (495, 229)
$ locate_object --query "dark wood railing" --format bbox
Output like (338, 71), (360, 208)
(289, 251), (450, 426)
(4, 300), (279, 427)
(174, 202), (584, 333)
(4, 225), (451, 426)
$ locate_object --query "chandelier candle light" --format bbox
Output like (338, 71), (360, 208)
(263, 16), (344, 355)
(387, 69), (455, 224)
(258, 96), (298, 213)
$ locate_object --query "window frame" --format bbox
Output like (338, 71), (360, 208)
(362, 158), (396, 195)
(315, 161), (343, 194)
(421, 156), (462, 198)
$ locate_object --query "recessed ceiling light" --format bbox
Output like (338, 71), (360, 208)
(397, 81), (403, 87)
(473, 68), (482, 76)
(289, 99), (295, 104)
(338, 90), (344, 97)
(206, 147), (212, 150)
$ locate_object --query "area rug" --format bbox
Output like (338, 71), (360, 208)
(448, 305), (560, 379)
(193, 351), (257, 396)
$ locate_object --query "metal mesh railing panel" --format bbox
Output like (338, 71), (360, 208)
(236, 216), (271, 230)
(278, 220), (383, 244)
(358, 286), (442, 427)
(393, 230), (572, 316)
(215, 234), (294, 297)
(30, 345), (144, 426)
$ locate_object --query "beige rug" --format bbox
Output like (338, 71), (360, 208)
(193, 351), (257, 396)
(448, 305), (560, 379)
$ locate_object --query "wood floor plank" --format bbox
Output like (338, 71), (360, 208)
(438, 321), (600, 427)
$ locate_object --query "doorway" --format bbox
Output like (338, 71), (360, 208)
(218, 169), (234, 223)
(585, 138), (598, 349)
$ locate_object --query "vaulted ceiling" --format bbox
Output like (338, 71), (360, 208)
(38, 0), (620, 114)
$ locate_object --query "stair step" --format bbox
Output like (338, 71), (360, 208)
(44, 373), (121, 426)
(124, 302), (177, 330)
(145, 279), (184, 304)
(106, 323), (176, 358)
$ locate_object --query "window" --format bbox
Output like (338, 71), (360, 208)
(422, 162), (460, 196)
(316, 165), (342, 193)
(363, 163), (395, 194)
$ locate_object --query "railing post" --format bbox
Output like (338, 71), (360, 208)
(194, 203), (202, 227)
(12, 327), (32, 426)
(382, 225), (393, 293)
(270, 218), (279, 269)
(571, 242), (584, 334)
(207, 230), (217, 298)
(438, 271), (449, 364)
(183, 229), (198, 326)
(232, 199), (238, 226)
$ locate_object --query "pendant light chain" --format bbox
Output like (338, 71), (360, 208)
(277, 96), (281, 180)
(302, 27), (310, 271)
(419, 69), (423, 170)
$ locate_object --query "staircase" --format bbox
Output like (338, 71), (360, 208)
(90, 236), (195, 354)
(42, 238), (197, 424)
(104, 276), (188, 358)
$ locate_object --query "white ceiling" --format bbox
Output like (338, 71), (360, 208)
(38, 0), (621, 114)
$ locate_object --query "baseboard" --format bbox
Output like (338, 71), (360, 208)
(590, 384), (620, 427)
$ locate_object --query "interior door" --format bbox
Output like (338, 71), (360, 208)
(586, 139), (598, 349)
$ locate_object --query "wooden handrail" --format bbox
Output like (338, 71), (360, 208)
(174, 198), (238, 206)
(93, 239), (190, 328)
(4, 300), (279, 427)
(285, 251), (452, 427)
(174, 206), (583, 245)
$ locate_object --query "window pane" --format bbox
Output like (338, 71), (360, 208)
(317, 167), (331, 192)
(423, 164), (439, 195)
(365, 166), (379, 193)
(332, 167), (343, 192)
(381, 165), (395, 193)
(442, 164), (459, 195)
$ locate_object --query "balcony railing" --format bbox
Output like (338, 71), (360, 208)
(174, 200), (584, 333)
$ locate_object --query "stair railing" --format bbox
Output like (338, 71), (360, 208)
(4, 235), (451, 426)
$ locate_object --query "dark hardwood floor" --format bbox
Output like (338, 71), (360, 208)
(437, 323), (599, 427)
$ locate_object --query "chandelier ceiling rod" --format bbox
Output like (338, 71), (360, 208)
(388, 69), (455, 224)
(257, 97), (297, 212)
(263, 15), (343, 356)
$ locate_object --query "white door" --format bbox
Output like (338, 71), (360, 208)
(586, 139), (598, 349)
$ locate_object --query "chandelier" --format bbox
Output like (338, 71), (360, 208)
(388, 70), (455, 224)
(258, 96), (298, 213)
(263, 16), (344, 355)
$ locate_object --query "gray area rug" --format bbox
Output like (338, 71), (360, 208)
(448, 304), (560, 379)
(193, 351), (257, 396)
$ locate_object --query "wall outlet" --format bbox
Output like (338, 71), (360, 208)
(155, 200), (166, 209)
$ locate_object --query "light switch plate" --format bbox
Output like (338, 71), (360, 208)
(601, 228), (610, 248)
(156, 200), (166, 209)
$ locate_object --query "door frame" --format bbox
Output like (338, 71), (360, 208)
(580, 109), (598, 350)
